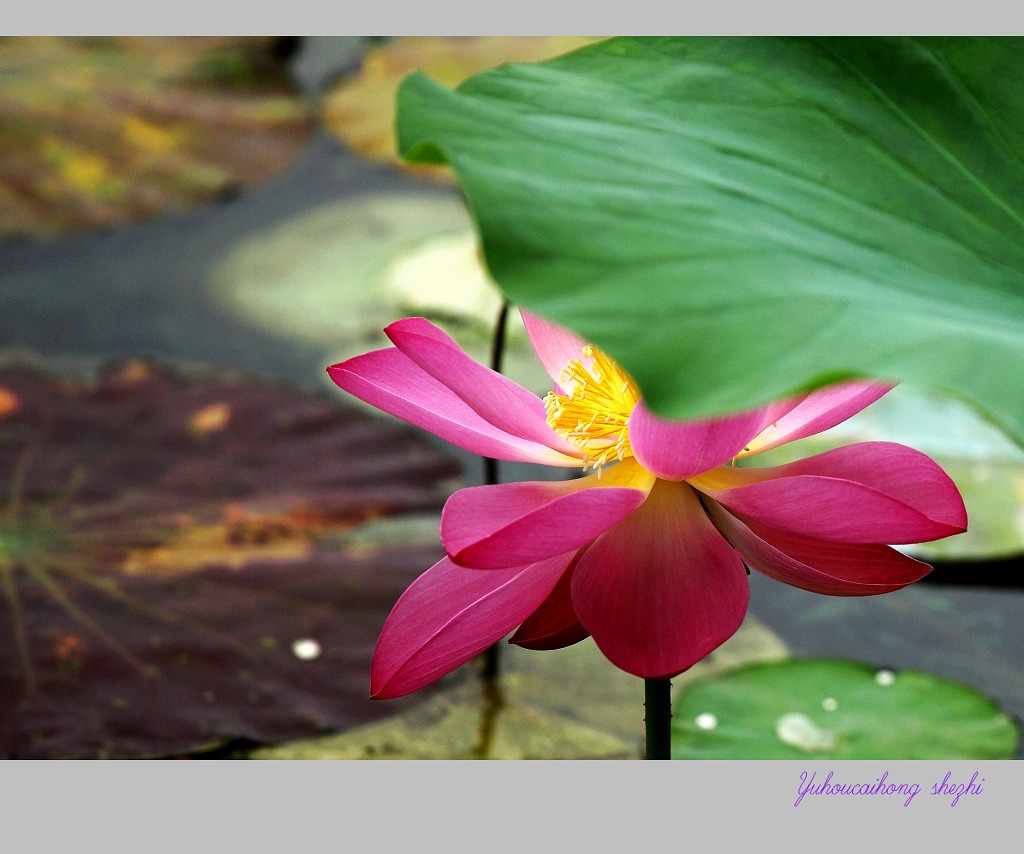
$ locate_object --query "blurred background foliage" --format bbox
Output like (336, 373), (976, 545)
(0, 36), (309, 237)
(0, 36), (604, 238)
(321, 36), (601, 181)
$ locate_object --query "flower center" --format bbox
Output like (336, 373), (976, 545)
(544, 344), (640, 471)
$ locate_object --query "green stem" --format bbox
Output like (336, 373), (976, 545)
(645, 677), (672, 759)
(481, 299), (511, 680)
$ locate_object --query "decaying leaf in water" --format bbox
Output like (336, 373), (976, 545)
(0, 359), (461, 758)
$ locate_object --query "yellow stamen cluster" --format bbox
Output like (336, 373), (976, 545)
(544, 344), (640, 472)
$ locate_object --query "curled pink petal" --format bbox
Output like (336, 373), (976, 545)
(691, 442), (967, 544)
(629, 400), (775, 481)
(765, 442), (968, 528)
(442, 460), (655, 568)
(371, 552), (575, 699)
(328, 349), (581, 467)
(707, 501), (932, 595)
(520, 309), (590, 395)
(742, 380), (895, 456)
(572, 479), (749, 679)
(510, 553), (590, 650)
(385, 317), (581, 457)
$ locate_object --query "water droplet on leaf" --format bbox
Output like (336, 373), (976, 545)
(875, 669), (896, 686)
(775, 712), (836, 751)
(694, 712), (718, 731)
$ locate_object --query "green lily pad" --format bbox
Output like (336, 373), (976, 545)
(672, 658), (1019, 760)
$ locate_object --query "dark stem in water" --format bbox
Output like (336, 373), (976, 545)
(472, 665), (505, 759)
(490, 300), (511, 375)
(481, 299), (510, 680)
(481, 299), (510, 490)
(645, 677), (672, 759)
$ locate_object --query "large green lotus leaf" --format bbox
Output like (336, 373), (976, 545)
(672, 659), (1019, 760)
(396, 37), (1024, 446)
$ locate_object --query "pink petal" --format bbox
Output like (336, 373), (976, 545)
(520, 309), (590, 395)
(385, 317), (581, 457)
(629, 400), (782, 481)
(571, 479), (749, 679)
(691, 442), (967, 544)
(371, 552), (575, 699)
(706, 501), (933, 595)
(509, 553), (590, 650)
(742, 380), (895, 456)
(442, 459), (655, 568)
(328, 348), (581, 467)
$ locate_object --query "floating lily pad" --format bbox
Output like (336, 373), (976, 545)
(211, 192), (556, 400)
(0, 36), (309, 238)
(322, 37), (601, 180)
(672, 658), (1019, 760)
(752, 385), (1024, 561)
(0, 359), (461, 758)
(384, 231), (504, 330)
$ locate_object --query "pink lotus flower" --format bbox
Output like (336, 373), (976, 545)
(328, 312), (967, 698)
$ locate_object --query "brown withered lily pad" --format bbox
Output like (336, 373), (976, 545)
(322, 37), (602, 181)
(0, 359), (461, 758)
(0, 37), (310, 238)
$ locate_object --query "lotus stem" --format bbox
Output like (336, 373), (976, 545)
(645, 677), (672, 759)
(481, 299), (511, 680)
